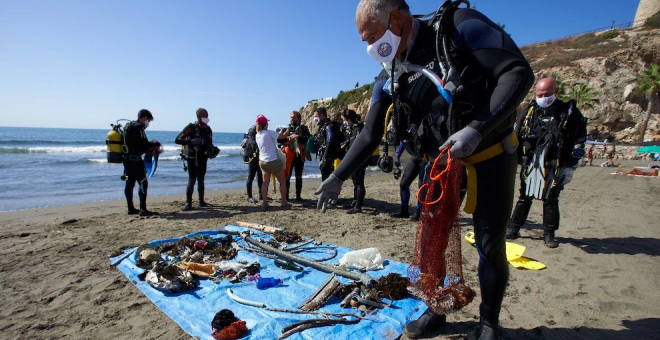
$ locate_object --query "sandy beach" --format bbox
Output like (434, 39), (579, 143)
(1, 161), (659, 340)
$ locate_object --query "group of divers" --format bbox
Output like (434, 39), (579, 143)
(104, 1), (595, 339)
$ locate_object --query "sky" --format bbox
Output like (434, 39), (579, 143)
(0, 0), (641, 133)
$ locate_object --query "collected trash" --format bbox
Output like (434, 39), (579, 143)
(274, 258), (304, 272)
(337, 247), (384, 271)
(256, 277), (282, 290)
(211, 309), (248, 340)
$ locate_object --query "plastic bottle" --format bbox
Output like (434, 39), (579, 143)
(274, 258), (303, 272)
(256, 277), (283, 290)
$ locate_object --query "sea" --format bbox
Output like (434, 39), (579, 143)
(0, 126), (325, 212)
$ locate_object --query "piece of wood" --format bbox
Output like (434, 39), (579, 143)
(234, 221), (281, 234)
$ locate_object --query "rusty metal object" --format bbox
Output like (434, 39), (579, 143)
(298, 274), (342, 311)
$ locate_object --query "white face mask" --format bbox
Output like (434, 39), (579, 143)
(201, 117), (210, 124)
(144, 120), (150, 128)
(366, 29), (401, 63)
(536, 94), (556, 108)
(313, 117), (321, 125)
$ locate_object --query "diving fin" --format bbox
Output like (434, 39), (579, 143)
(465, 231), (546, 270)
(143, 153), (159, 178)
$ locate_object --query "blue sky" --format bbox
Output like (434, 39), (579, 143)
(0, 0), (640, 132)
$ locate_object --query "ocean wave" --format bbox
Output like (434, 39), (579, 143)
(302, 173), (322, 179)
(0, 139), (101, 145)
(0, 144), (183, 154)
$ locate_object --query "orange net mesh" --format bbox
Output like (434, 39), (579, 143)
(408, 148), (476, 314)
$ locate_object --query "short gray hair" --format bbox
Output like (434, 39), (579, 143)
(356, 0), (410, 25)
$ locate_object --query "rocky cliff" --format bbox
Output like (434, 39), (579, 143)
(298, 25), (660, 144)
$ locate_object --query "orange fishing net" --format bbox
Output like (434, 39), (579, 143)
(408, 148), (476, 314)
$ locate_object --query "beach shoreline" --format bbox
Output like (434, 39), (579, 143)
(1, 161), (659, 339)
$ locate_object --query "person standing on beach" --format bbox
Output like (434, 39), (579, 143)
(314, 1), (534, 338)
(285, 111), (311, 202)
(391, 141), (425, 220)
(506, 77), (588, 248)
(123, 109), (160, 217)
(243, 123), (263, 204)
(255, 115), (297, 209)
(175, 108), (217, 211)
(587, 144), (594, 166)
(341, 109), (369, 214)
(312, 107), (342, 181)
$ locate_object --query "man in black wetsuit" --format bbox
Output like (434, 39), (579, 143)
(506, 77), (587, 248)
(314, 1), (534, 338)
(285, 111), (311, 202)
(312, 107), (342, 181)
(341, 109), (369, 214)
(392, 141), (426, 220)
(123, 109), (160, 217)
(175, 108), (217, 211)
(243, 121), (263, 204)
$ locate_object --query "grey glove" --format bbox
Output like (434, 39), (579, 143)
(394, 157), (401, 168)
(314, 174), (343, 213)
(319, 159), (327, 170)
(440, 127), (482, 158)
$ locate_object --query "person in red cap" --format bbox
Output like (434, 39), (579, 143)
(255, 115), (297, 208)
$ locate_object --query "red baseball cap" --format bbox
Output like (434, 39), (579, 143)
(255, 115), (269, 124)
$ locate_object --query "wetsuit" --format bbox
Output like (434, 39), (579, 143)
(347, 122), (369, 211)
(243, 125), (263, 200)
(286, 122), (311, 200)
(175, 122), (213, 205)
(122, 121), (159, 212)
(393, 141), (426, 217)
(331, 8), (534, 329)
(315, 120), (341, 181)
(509, 99), (587, 236)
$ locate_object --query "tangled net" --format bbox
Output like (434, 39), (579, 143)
(211, 309), (247, 340)
(273, 230), (304, 244)
(408, 148), (476, 314)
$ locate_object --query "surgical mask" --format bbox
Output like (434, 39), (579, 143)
(201, 117), (210, 124)
(313, 117), (321, 125)
(367, 29), (401, 63)
(144, 120), (150, 128)
(536, 94), (556, 108)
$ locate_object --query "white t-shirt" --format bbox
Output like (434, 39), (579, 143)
(256, 130), (281, 162)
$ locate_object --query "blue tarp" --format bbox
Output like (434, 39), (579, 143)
(110, 225), (427, 340)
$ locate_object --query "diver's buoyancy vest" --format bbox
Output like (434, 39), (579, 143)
(182, 123), (213, 158)
(387, 6), (493, 155)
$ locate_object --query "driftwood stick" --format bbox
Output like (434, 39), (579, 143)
(234, 221), (281, 234)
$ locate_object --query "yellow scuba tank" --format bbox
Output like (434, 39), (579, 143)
(106, 124), (124, 163)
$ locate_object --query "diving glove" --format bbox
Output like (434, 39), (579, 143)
(440, 127), (482, 158)
(314, 174), (343, 213)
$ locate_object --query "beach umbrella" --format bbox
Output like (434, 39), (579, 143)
(636, 145), (660, 153)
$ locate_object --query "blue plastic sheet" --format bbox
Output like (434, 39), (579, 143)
(110, 225), (427, 340)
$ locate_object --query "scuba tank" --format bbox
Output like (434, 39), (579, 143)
(106, 122), (127, 163)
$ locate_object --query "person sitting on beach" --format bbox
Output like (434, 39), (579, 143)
(255, 115), (296, 209)
(615, 168), (659, 177)
(175, 108), (216, 211)
(122, 109), (160, 216)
